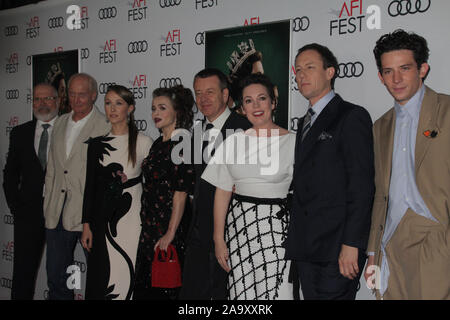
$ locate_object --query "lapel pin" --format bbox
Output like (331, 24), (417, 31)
(423, 130), (438, 138)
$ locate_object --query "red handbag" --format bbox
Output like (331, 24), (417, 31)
(151, 244), (182, 288)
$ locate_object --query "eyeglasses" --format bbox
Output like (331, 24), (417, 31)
(33, 96), (57, 103)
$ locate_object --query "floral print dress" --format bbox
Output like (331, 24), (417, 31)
(134, 136), (194, 300)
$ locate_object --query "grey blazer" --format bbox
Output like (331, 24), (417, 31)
(44, 106), (110, 231)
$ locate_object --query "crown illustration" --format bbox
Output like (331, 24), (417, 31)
(226, 39), (256, 76)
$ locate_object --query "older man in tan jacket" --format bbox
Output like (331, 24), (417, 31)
(365, 30), (450, 300)
(44, 73), (110, 300)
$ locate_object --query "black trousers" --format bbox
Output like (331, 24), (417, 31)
(11, 215), (46, 300)
(295, 251), (366, 300)
(179, 242), (227, 300)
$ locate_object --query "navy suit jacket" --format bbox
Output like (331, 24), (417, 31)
(285, 94), (375, 262)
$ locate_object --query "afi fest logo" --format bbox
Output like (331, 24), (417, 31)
(330, 0), (381, 36)
(195, 0), (218, 9)
(99, 40), (117, 64)
(161, 29), (181, 56)
(6, 53), (19, 74)
(128, 0), (148, 22)
(6, 116), (19, 136)
(66, 5), (89, 30)
(129, 74), (148, 100)
(244, 16), (260, 25)
(2, 241), (14, 262)
(25, 16), (40, 38)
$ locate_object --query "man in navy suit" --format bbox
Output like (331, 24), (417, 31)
(180, 68), (251, 299)
(3, 83), (59, 299)
(285, 44), (375, 299)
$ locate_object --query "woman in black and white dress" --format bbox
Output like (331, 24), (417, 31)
(202, 73), (295, 300)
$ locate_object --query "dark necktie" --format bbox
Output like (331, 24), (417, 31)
(202, 123), (214, 163)
(38, 123), (50, 169)
(301, 107), (315, 141)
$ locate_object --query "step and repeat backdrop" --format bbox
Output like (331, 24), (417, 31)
(1, 0), (449, 300)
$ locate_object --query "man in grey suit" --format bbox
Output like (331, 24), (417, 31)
(44, 73), (110, 300)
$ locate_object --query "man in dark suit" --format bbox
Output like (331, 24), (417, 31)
(285, 44), (375, 299)
(3, 83), (59, 299)
(180, 68), (251, 299)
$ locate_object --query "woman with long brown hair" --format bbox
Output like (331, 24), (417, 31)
(81, 85), (153, 300)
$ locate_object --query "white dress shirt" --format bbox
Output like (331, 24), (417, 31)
(65, 108), (94, 158)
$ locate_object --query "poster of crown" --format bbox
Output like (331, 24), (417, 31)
(205, 20), (291, 129)
(32, 50), (79, 115)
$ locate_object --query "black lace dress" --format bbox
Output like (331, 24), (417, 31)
(133, 136), (194, 300)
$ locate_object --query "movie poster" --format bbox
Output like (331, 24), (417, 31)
(32, 50), (79, 115)
(205, 21), (291, 129)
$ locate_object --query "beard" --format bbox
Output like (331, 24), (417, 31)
(33, 106), (59, 122)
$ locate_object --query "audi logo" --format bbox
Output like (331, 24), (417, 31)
(74, 260), (87, 273)
(159, 0), (182, 8)
(337, 62), (364, 79)
(134, 119), (148, 131)
(4, 25), (18, 36)
(47, 16), (64, 29)
(3, 214), (14, 225)
(292, 16), (310, 32)
(43, 289), (49, 300)
(195, 32), (205, 46)
(290, 117), (300, 132)
(5, 89), (19, 100)
(98, 82), (116, 94)
(159, 77), (182, 88)
(128, 40), (149, 54)
(388, 0), (431, 17)
(1, 278), (12, 289)
(98, 6), (117, 20)
(80, 48), (90, 60)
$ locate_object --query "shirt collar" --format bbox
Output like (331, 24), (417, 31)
(394, 84), (425, 120)
(37, 116), (58, 128)
(309, 90), (335, 120)
(205, 107), (231, 131)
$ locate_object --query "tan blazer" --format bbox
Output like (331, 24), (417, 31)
(368, 86), (450, 299)
(44, 106), (110, 232)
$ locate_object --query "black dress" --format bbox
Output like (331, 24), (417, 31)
(134, 136), (194, 300)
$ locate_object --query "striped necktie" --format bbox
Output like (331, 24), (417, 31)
(38, 123), (50, 169)
(301, 107), (315, 141)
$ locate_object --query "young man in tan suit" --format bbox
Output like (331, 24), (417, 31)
(364, 29), (450, 300)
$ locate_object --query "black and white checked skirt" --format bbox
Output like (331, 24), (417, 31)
(225, 193), (293, 300)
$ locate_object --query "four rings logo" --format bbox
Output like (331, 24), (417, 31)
(80, 48), (90, 60)
(48, 16), (64, 29)
(98, 6), (117, 20)
(5, 89), (19, 100)
(1, 278), (12, 289)
(388, 0), (430, 17)
(159, 77), (182, 88)
(98, 82), (117, 94)
(4, 25), (18, 36)
(3, 214), (14, 225)
(160, 0), (181, 8)
(134, 119), (147, 131)
(337, 62), (364, 78)
(128, 40), (149, 54)
(195, 32), (205, 46)
(292, 16), (310, 32)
